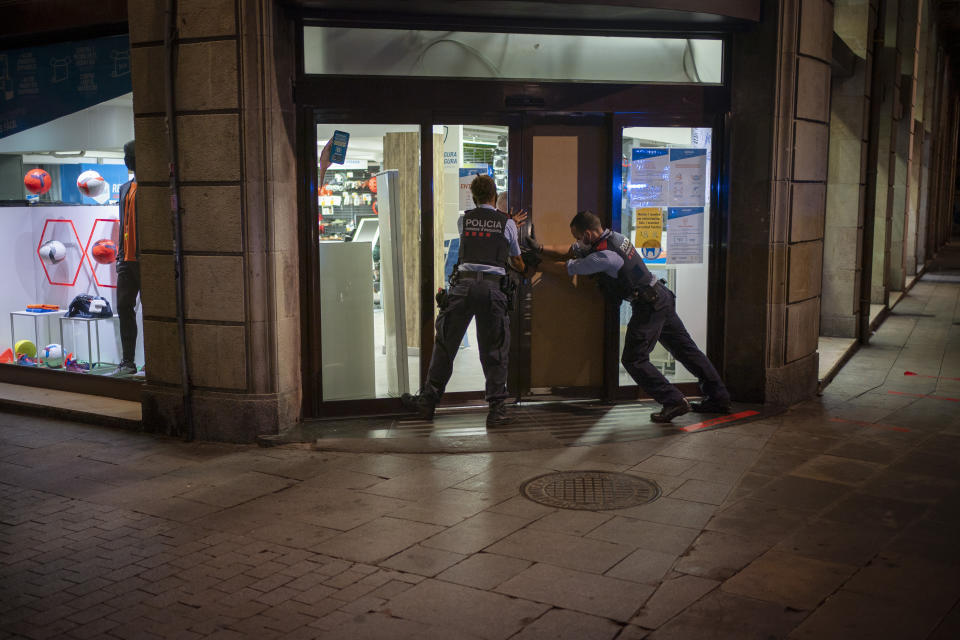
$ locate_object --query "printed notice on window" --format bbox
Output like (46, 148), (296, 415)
(668, 148), (707, 207)
(628, 148), (669, 207)
(666, 207), (704, 265)
(634, 207), (664, 263)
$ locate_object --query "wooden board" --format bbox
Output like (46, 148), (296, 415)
(530, 136), (605, 388)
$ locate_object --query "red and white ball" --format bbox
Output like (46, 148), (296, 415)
(91, 238), (117, 264)
(24, 169), (51, 195)
(77, 170), (109, 203)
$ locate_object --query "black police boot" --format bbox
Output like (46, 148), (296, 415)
(486, 401), (512, 427)
(689, 398), (732, 414)
(650, 398), (691, 423)
(400, 393), (436, 420)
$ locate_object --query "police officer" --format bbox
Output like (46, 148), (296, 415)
(540, 210), (730, 423)
(402, 175), (525, 427)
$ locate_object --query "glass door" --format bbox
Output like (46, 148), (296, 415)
(431, 122), (513, 397)
(315, 123), (422, 401)
(616, 125), (716, 388)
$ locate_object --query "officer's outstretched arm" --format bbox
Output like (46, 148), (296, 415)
(540, 245), (573, 260)
(539, 260), (571, 276)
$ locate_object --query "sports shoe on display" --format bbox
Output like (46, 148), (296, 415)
(16, 354), (37, 367)
(650, 398), (691, 423)
(486, 401), (512, 427)
(690, 398), (732, 414)
(400, 392), (436, 420)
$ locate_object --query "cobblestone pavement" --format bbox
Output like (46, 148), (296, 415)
(2, 276), (959, 639)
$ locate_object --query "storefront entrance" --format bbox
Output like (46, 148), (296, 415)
(296, 26), (730, 419)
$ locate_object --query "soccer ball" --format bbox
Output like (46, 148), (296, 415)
(14, 339), (36, 358)
(91, 238), (117, 264)
(24, 169), (51, 195)
(77, 170), (109, 203)
(40, 240), (67, 264)
(42, 344), (64, 368)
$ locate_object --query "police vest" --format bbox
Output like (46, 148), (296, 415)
(460, 207), (510, 267)
(586, 231), (656, 300)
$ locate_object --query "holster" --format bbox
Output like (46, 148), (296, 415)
(636, 285), (658, 305)
(501, 276), (518, 313)
(435, 288), (449, 310)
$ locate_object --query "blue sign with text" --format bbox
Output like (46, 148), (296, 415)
(0, 34), (131, 139)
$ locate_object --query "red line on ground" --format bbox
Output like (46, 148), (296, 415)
(679, 410), (760, 432)
(904, 371), (960, 381)
(888, 390), (960, 402)
(828, 417), (911, 432)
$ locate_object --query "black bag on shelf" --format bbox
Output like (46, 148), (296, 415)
(67, 294), (113, 318)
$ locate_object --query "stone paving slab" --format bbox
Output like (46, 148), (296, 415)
(2, 278), (960, 638)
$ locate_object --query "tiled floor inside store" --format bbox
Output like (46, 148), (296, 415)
(1, 246), (960, 639)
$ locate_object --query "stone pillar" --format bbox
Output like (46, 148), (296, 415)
(128, 0), (299, 441)
(822, 0), (874, 338)
(871, 0), (902, 305)
(887, 0), (920, 292)
(915, 6), (936, 268)
(726, 0), (832, 405)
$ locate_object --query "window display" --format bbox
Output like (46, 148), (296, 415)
(0, 88), (141, 379)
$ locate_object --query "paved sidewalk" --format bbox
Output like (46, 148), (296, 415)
(1, 275), (959, 639)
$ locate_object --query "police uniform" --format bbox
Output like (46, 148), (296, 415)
(417, 204), (520, 419)
(569, 229), (729, 409)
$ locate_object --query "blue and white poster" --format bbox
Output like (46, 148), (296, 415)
(0, 35), (131, 139)
(666, 207), (704, 265)
(668, 148), (707, 206)
(628, 148), (669, 207)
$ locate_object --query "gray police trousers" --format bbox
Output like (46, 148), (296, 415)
(622, 282), (730, 406)
(422, 276), (510, 405)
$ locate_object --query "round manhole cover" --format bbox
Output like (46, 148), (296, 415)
(520, 471), (661, 510)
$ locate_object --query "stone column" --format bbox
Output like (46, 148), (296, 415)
(870, 0), (904, 305)
(128, 0), (299, 441)
(822, 0), (875, 338)
(887, 0), (920, 292)
(726, 0), (832, 405)
(915, 6), (937, 267)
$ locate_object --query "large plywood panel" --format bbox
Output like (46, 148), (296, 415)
(530, 136), (605, 388)
(383, 132), (422, 348)
(382, 132), (445, 350)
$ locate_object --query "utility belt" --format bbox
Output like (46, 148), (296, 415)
(439, 269), (515, 312)
(458, 270), (505, 284)
(629, 278), (668, 305)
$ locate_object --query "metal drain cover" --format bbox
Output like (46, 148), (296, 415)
(520, 471), (661, 510)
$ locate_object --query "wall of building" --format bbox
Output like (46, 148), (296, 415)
(128, 0), (300, 440)
(116, 0), (960, 439)
(726, 0), (832, 405)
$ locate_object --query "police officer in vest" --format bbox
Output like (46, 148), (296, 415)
(541, 210), (730, 423)
(402, 175), (526, 427)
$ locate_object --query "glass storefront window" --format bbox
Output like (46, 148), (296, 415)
(316, 124), (422, 401)
(619, 126), (713, 386)
(0, 91), (142, 377)
(305, 27), (722, 84)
